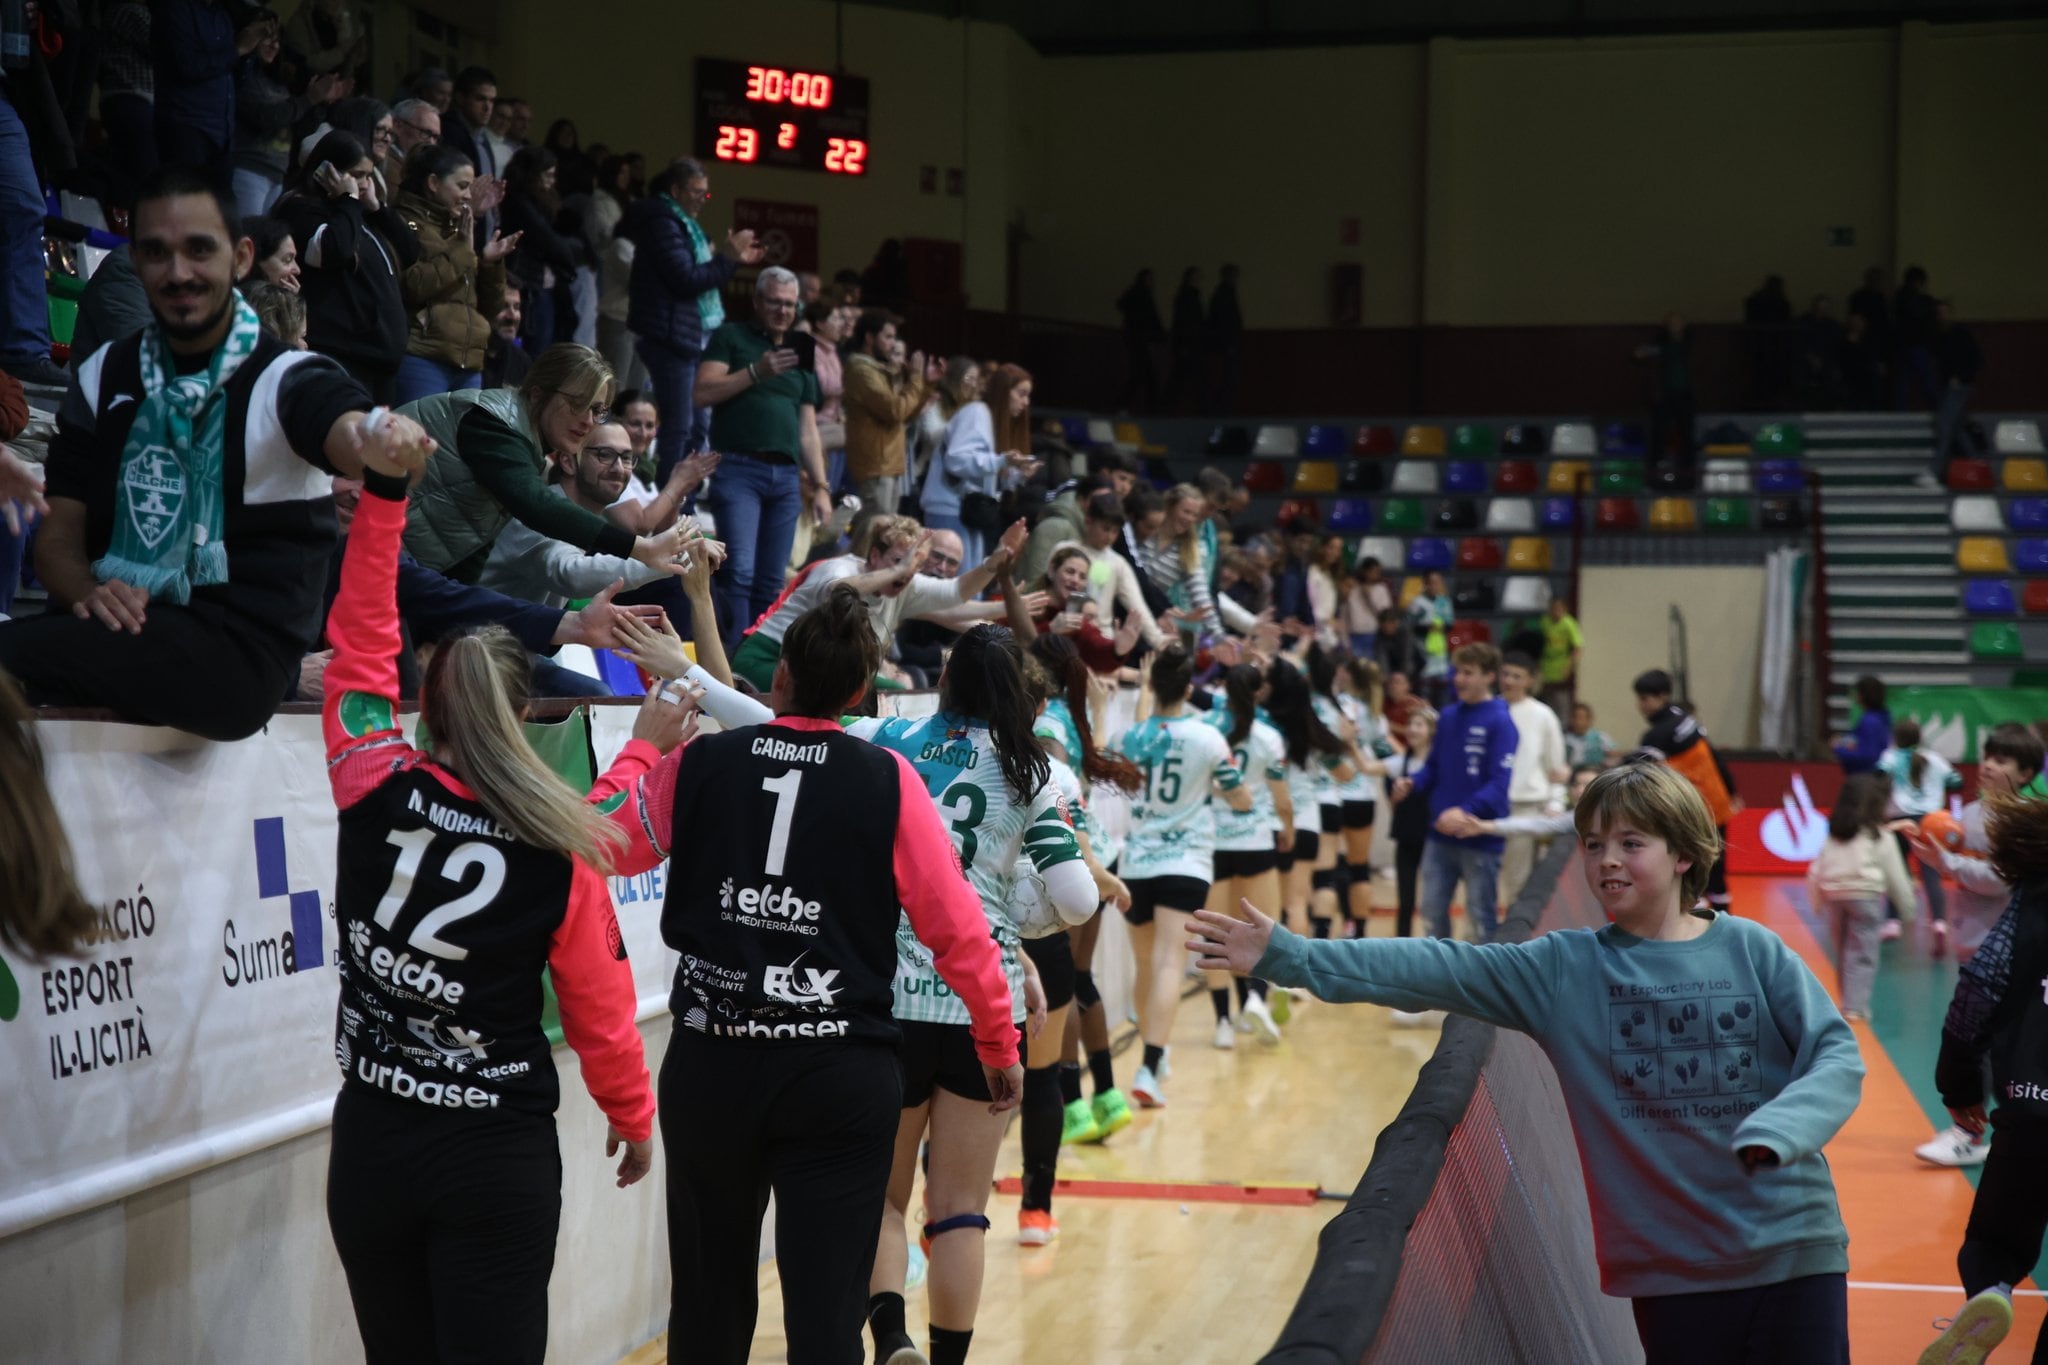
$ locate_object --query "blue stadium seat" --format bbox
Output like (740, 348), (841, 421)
(1444, 460), (1486, 494)
(1059, 417), (1091, 447)
(2010, 497), (2048, 531)
(1600, 422), (1647, 457)
(1406, 537), (1455, 571)
(1964, 580), (2018, 615)
(1756, 461), (1804, 493)
(1328, 499), (1372, 532)
(2019, 539), (2048, 573)
(1304, 424), (1347, 457)
(1541, 497), (1577, 530)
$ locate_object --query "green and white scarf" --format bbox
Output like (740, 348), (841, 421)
(93, 298), (264, 604)
(663, 197), (726, 334)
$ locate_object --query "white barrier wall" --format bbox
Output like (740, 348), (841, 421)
(0, 699), (1140, 1365)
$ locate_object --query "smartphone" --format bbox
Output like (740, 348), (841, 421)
(1066, 592), (1089, 616)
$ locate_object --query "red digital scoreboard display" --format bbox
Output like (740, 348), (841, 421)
(694, 58), (871, 176)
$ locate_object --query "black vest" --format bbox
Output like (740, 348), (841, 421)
(662, 724), (903, 1047)
(333, 764), (577, 1119)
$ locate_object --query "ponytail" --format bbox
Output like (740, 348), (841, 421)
(1149, 644), (1195, 708)
(781, 585), (883, 718)
(942, 625), (1051, 804)
(1266, 658), (1345, 766)
(1223, 664), (1262, 747)
(0, 668), (97, 957)
(1306, 643), (1341, 702)
(1030, 634), (1140, 791)
(1893, 718), (1926, 789)
(421, 628), (625, 871)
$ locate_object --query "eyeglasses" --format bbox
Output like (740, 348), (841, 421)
(583, 447), (633, 467)
(400, 121), (439, 142)
(926, 552), (962, 571)
(372, 125), (395, 144)
(552, 390), (612, 422)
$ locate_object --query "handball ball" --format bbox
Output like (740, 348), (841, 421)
(1919, 810), (1966, 854)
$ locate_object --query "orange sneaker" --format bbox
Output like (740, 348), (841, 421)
(1018, 1209), (1059, 1247)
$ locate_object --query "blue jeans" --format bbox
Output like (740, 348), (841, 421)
(1933, 381), (1972, 478)
(0, 91), (51, 366)
(1419, 837), (1501, 942)
(231, 167), (280, 220)
(706, 453), (801, 641)
(640, 338), (710, 484)
(394, 353), (484, 405)
(1632, 1272), (1847, 1365)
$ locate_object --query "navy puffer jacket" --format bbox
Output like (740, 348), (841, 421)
(622, 195), (739, 357)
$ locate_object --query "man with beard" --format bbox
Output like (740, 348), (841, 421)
(0, 167), (423, 740)
(476, 420), (688, 609)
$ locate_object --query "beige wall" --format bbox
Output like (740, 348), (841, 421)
(460, 7), (2048, 329)
(1576, 567), (1767, 753)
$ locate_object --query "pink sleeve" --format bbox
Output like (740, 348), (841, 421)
(592, 741), (685, 876)
(547, 861), (656, 1142)
(589, 737), (661, 804)
(322, 485), (421, 809)
(890, 750), (1019, 1071)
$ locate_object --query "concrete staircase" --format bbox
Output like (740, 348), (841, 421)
(1807, 412), (1964, 732)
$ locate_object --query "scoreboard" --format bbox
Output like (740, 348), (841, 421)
(694, 58), (872, 176)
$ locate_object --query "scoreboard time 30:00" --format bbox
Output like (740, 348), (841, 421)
(694, 57), (872, 176)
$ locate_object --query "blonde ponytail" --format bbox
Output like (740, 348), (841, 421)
(0, 669), (96, 958)
(421, 628), (626, 871)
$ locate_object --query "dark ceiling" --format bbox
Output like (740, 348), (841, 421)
(846, 0), (2039, 54)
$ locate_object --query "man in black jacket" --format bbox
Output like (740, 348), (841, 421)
(1928, 300), (1985, 487)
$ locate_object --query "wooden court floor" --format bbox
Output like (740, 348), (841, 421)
(621, 971), (1439, 1364)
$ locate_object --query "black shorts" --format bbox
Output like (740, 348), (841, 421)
(898, 1018), (1025, 1107)
(1279, 828), (1321, 872)
(1343, 800), (1376, 831)
(1122, 875), (1211, 926)
(1214, 848), (1279, 880)
(1320, 804), (1342, 834)
(1022, 930), (1075, 1012)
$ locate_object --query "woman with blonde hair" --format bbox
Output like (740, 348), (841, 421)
(398, 342), (695, 582)
(0, 669), (95, 959)
(919, 360), (1039, 568)
(321, 418), (665, 1365)
(1138, 483), (1259, 642)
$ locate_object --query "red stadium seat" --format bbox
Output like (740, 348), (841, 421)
(1493, 460), (1538, 493)
(2026, 581), (2048, 616)
(1595, 497), (1641, 531)
(1947, 459), (1994, 492)
(1446, 620), (1492, 651)
(1351, 425), (1397, 456)
(1244, 460), (1286, 493)
(1275, 498), (1321, 526)
(1456, 536), (1503, 570)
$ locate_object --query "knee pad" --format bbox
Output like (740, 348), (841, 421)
(924, 1213), (991, 1243)
(1311, 868), (1339, 892)
(1073, 969), (1101, 1011)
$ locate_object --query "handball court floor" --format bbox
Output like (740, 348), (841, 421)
(621, 875), (2040, 1363)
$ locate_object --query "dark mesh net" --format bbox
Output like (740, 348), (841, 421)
(1264, 843), (1643, 1365)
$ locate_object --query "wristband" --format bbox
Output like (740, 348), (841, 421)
(745, 361), (758, 383)
(361, 469), (410, 502)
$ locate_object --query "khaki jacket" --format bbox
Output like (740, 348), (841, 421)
(392, 188), (506, 373)
(842, 352), (928, 481)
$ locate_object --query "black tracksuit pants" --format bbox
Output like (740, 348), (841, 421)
(326, 1086), (563, 1365)
(661, 1036), (902, 1365)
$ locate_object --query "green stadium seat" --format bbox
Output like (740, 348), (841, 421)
(1753, 423), (1804, 456)
(1971, 621), (2023, 659)
(1379, 498), (1426, 531)
(1596, 462), (1645, 494)
(1450, 424), (1496, 457)
(1703, 497), (1751, 531)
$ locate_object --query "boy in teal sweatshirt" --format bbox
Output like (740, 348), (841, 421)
(1189, 762), (1864, 1364)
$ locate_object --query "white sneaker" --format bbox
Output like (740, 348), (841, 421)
(1390, 1009), (1448, 1027)
(1212, 1017), (1237, 1050)
(1915, 1125), (1989, 1167)
(1131, 1065), (1166, 1108)
(1158, 1045), (1172, 1080)
(1241, 992), (1283, 1044)
(1881, 919), (1904, 942)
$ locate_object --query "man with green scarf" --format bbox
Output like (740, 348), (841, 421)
(0, 167), (425, 742)
(622, 156), (763, 485)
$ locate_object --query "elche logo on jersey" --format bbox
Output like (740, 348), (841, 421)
(718, 876), (824, 935)
(365, 943), (466, 1004)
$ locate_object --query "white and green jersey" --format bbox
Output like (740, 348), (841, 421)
(1034, 702), (1095, 846)
(1313, 692), (1372, 803)
(1114, 713), (1243, 880)
(1012, 756), (1092, 939)
(1285, 747), (1345, 833)
(850, 711), (1081, 1024)
(1204, 712), (1287, 852)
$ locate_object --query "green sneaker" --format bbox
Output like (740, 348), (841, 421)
(1061, 1097), (1102, 1145)
(1268, 989), (1291, 1026)
(1091, 1087), (1134, 1140)
(1919, 1288), (2012, 1365)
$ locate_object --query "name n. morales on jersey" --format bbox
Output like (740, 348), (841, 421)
(405, 787), (516, 841)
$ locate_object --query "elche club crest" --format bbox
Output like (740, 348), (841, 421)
(124, 445), (185, 550)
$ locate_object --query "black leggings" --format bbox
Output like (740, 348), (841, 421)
(661, 1036), (902, 1365)
(1394, 839), (1426, 938)
(1631, 1272), (1847, 1364)
(1960, 1124), (2048, 1365)
(326, 1086), (563, 1365)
